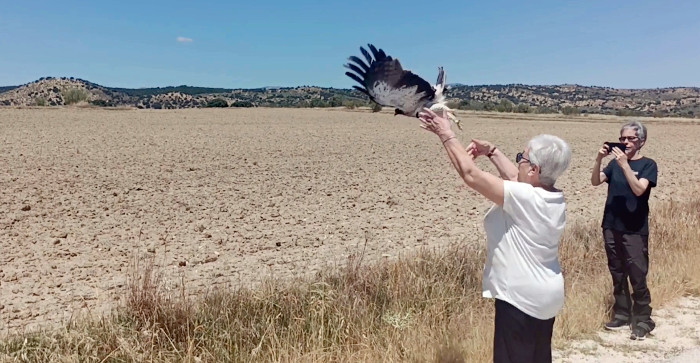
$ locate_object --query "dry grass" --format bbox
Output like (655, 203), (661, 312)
(1, 195), (699, 362)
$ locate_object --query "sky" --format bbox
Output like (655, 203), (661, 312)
(1, 0), (699, 89)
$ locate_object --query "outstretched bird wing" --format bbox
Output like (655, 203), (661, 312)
(344, 44), (436, 116)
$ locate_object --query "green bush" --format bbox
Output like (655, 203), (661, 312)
(90, 99), (111, 107)
(343, 100), (359, 109)
(561, 106), (580, 116)
(515, 104), (531, 113)
(34, 97), (47, 107)
(231, 100), (254, 108)
(457, 100), (497, 111)
(328, 97), (344, 107)
(445, 100), (461, 110)
(371, 102), (383, 112)
(309, 99), (329, 108)
(62, 88), (89, 105)
(206, 98), (229, 108)
(615, 108), (644, 117)
(495, 99), (513, 112)
(536, 106), (558, 114)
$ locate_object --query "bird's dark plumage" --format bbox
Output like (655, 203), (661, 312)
(344, 44), (439, 117)
(343, 43), (462, 130)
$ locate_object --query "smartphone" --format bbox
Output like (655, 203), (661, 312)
(604, 142), (626, 153)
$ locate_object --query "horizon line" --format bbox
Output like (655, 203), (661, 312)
(1, 76), (700, 91)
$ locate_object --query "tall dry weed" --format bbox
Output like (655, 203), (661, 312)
(1, 195), (699, 362)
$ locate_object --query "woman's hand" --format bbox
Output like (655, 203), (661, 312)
(418, 108), (454, 142)
(467, 139), (494, 158)
(611, 147), (628, 167)
(466, 147), (477, 160)
(596, 144), (610, 161)
(419, 108), (505, 206)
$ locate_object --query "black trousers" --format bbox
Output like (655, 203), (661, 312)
(603, 229), (655, 332)
(493, 299), (555, 363)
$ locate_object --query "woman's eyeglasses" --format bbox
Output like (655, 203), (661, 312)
(516, 152), (541, 174)
(516, 152), (531, 164)
(619, 136), (639, 142)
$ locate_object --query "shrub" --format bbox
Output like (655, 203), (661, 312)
(615, 108), (644, 117)
(459, 100), (497, 111)
(561, 106), (580, 116)
(343, 100), (359, 109)
(231, 100), (254, 108)
(62, 88), (89, 105)
(495, 99), (513, 112)
(89, 99), (111, 107)
(536, 106), (558, 114)
(309, 99), (329, 108)
(328, 97), (344, 107)
(445, 100), (461, 110)
(515, 104), (531, 113)
(1, 195), (699, 362)
(206, 98), (229, 108)
(34, 97), (47, 107)
(371, 102), (383, 112)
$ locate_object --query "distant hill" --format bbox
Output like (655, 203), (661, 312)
(0, 77), (369, 110)
(1, 77), (698, 118)
(110, 85), (235, 98)
(445, 84), (700, 117)
(0, 77), (141, 107)
(0, 85), (19, 93)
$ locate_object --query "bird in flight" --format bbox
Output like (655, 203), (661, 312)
(344, 44), (462, 130)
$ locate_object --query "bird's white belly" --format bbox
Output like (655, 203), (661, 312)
(370, 81), (427, 114)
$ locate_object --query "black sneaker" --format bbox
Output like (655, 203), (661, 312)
(630, 326), (648, 340)
(604, 318), (630, 331)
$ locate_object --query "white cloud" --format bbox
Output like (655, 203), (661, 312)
(176, 36), (193, 43)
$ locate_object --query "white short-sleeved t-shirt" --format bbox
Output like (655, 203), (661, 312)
(482, 180), (566, 320)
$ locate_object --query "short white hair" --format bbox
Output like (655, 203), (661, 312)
(621, 120), (647, 141)
(527, 134), (571, 187)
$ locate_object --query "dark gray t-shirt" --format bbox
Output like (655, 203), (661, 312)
(602, 157), (658, 235)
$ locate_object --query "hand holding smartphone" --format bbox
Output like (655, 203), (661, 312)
(604, 142), (626, 154)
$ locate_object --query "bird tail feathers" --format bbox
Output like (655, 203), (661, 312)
(434, 67), (446, 101)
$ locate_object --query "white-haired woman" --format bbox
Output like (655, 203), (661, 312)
(591, 120), (657, 341)
(418, 108), (571, 363)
